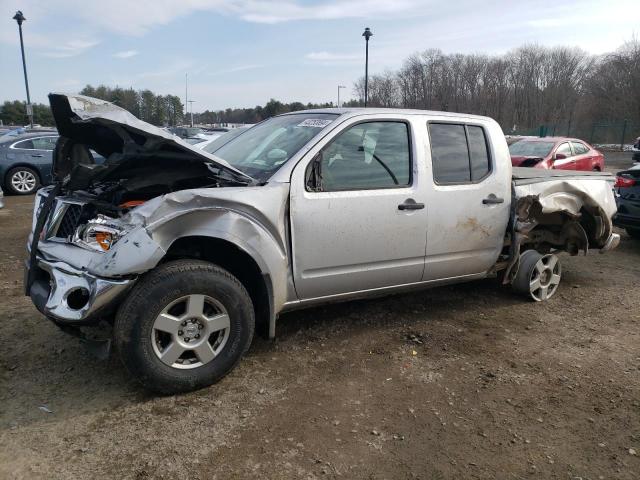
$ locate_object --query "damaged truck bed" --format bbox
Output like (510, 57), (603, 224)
(24, 94), (620, 393)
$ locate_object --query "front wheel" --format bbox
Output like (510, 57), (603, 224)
(512, 250), (562, 301)
(114, 260), (255, 394)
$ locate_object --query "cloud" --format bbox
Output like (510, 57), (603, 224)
(40, 39), (99, 58)
(306, 51), (360, 61)
(113, 49), (139, 58)
(0, 0), (423, 37)
(208, 64), (263, 76)
(236, 0), (421, 24)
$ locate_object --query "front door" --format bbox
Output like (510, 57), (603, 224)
(289, 119), (428, 300)
(423, 121), (510, 280)
(551, 141), (575, 170)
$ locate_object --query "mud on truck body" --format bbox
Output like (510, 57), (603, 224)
(25, 94), (620, 393)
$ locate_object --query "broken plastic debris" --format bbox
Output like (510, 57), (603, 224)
(39, 405), (53, 413)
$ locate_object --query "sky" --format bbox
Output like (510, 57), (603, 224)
(0, 0), (637, 112)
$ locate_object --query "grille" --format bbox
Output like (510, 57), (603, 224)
(54, 204), (83, 239)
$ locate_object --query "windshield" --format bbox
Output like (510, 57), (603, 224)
(212, 114), (338, 181)
(509, 140), (555, 157)
(203, 127), (251, 154)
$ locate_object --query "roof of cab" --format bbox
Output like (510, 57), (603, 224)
(278, 107), (495, 122)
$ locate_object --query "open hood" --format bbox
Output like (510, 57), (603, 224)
(49, 93), (254, 184)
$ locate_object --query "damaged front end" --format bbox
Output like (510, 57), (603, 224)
(26, 93), (257, 327)
(503, 173), (620, 283)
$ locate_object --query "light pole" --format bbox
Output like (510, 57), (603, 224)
(13, 11), (33, 127)
(185, 73), (188, 124)
(337, 85), (346, 108)
(362, 27), (373, 108)
(188, 100), (195, 127)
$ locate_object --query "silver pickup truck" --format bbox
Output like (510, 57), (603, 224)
(25, 94), (620, 393)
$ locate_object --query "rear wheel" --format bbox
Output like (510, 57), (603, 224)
(6, 166), (40, 195)
(512, 250), (562, 301)
(626, 228), (640, 240)
(114, 260), (255, 394)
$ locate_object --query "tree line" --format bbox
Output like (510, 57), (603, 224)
(354, 39), (640, 140)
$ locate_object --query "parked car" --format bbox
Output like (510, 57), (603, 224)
(614, 164), (640, 238)
(509, 137), (604, 171)
(168, 126), (207, 139)
(0, 131), (59, 194)
(196, 126), (251, 151)
(26, 94), (620, 394)
(0, 185), (4, 209)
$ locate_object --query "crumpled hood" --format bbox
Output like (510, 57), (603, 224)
(48, 93), (253, 183)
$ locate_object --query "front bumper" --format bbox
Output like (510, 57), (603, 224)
(27, 257), (136, 324)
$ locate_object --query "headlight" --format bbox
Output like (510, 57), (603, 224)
(73, 215), (128, 252)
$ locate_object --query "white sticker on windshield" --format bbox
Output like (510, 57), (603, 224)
(297, 119), (333, 128)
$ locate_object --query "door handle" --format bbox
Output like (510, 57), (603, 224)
(398, 199), (425, 211)
(31, 154), (44, 158)
(482, 195), (504, 205)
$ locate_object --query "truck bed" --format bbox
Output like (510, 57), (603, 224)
(512, 166), (614, 186)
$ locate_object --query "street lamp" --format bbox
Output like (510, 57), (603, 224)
(188, 100), (195, 127)
(12, 11), (33, 127)
(362, 27), (373, 108)
(337, 85), (346, 108)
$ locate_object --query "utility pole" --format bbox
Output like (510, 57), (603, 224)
(337, 85), (346, 108)
(185, 73), (188, 125)
(188, 100), (195, 127)
(13, 11), (33, 127)
(362, 27), (373, 108)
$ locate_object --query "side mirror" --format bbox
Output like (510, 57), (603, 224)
(554, 153), (567, 160)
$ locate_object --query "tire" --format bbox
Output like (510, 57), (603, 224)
(626, 228), (640, 240)
(512, 250), (561, 302)
(5, 166), (40, 195)
(114, 260), (255, 394)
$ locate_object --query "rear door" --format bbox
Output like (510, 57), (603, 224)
(423, 121), (510, 280)
(10, 136), (57, 183)
(289, 116), (428, 299)
(571, 141), (592, 171)
(552, 142), (575, 170)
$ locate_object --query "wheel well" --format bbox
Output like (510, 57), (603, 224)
(163, 236), (271, 338)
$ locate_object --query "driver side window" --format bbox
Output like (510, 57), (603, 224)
(555, 142), (572, 157)
(311, 121), (411, 192)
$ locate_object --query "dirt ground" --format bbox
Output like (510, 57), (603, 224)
(1, 151), (639, 480)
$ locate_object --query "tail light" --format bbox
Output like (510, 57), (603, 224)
(615, 176), (636, 188)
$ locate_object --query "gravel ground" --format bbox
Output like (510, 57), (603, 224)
(1, 150), (639, 479)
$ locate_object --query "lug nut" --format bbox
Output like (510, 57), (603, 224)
(191, 319), (197, 324)
(198, 324), (203, 329)
(178, 330), (183, 336)
(181, 321), (187, 326)
(195, 334), (200, 339)
(184, 337), (190, 342)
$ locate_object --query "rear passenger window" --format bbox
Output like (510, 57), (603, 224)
(467, 126), (490, 181)
(429, 123), (491, 184)
(13, 139), (34, 149)
(572, 142), (589, 155)
(31, 137), (57, 150)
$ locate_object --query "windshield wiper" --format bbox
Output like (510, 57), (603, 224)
(206, 164), (255, 186)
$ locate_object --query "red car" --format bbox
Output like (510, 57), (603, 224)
(509, 137), (605, 171)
